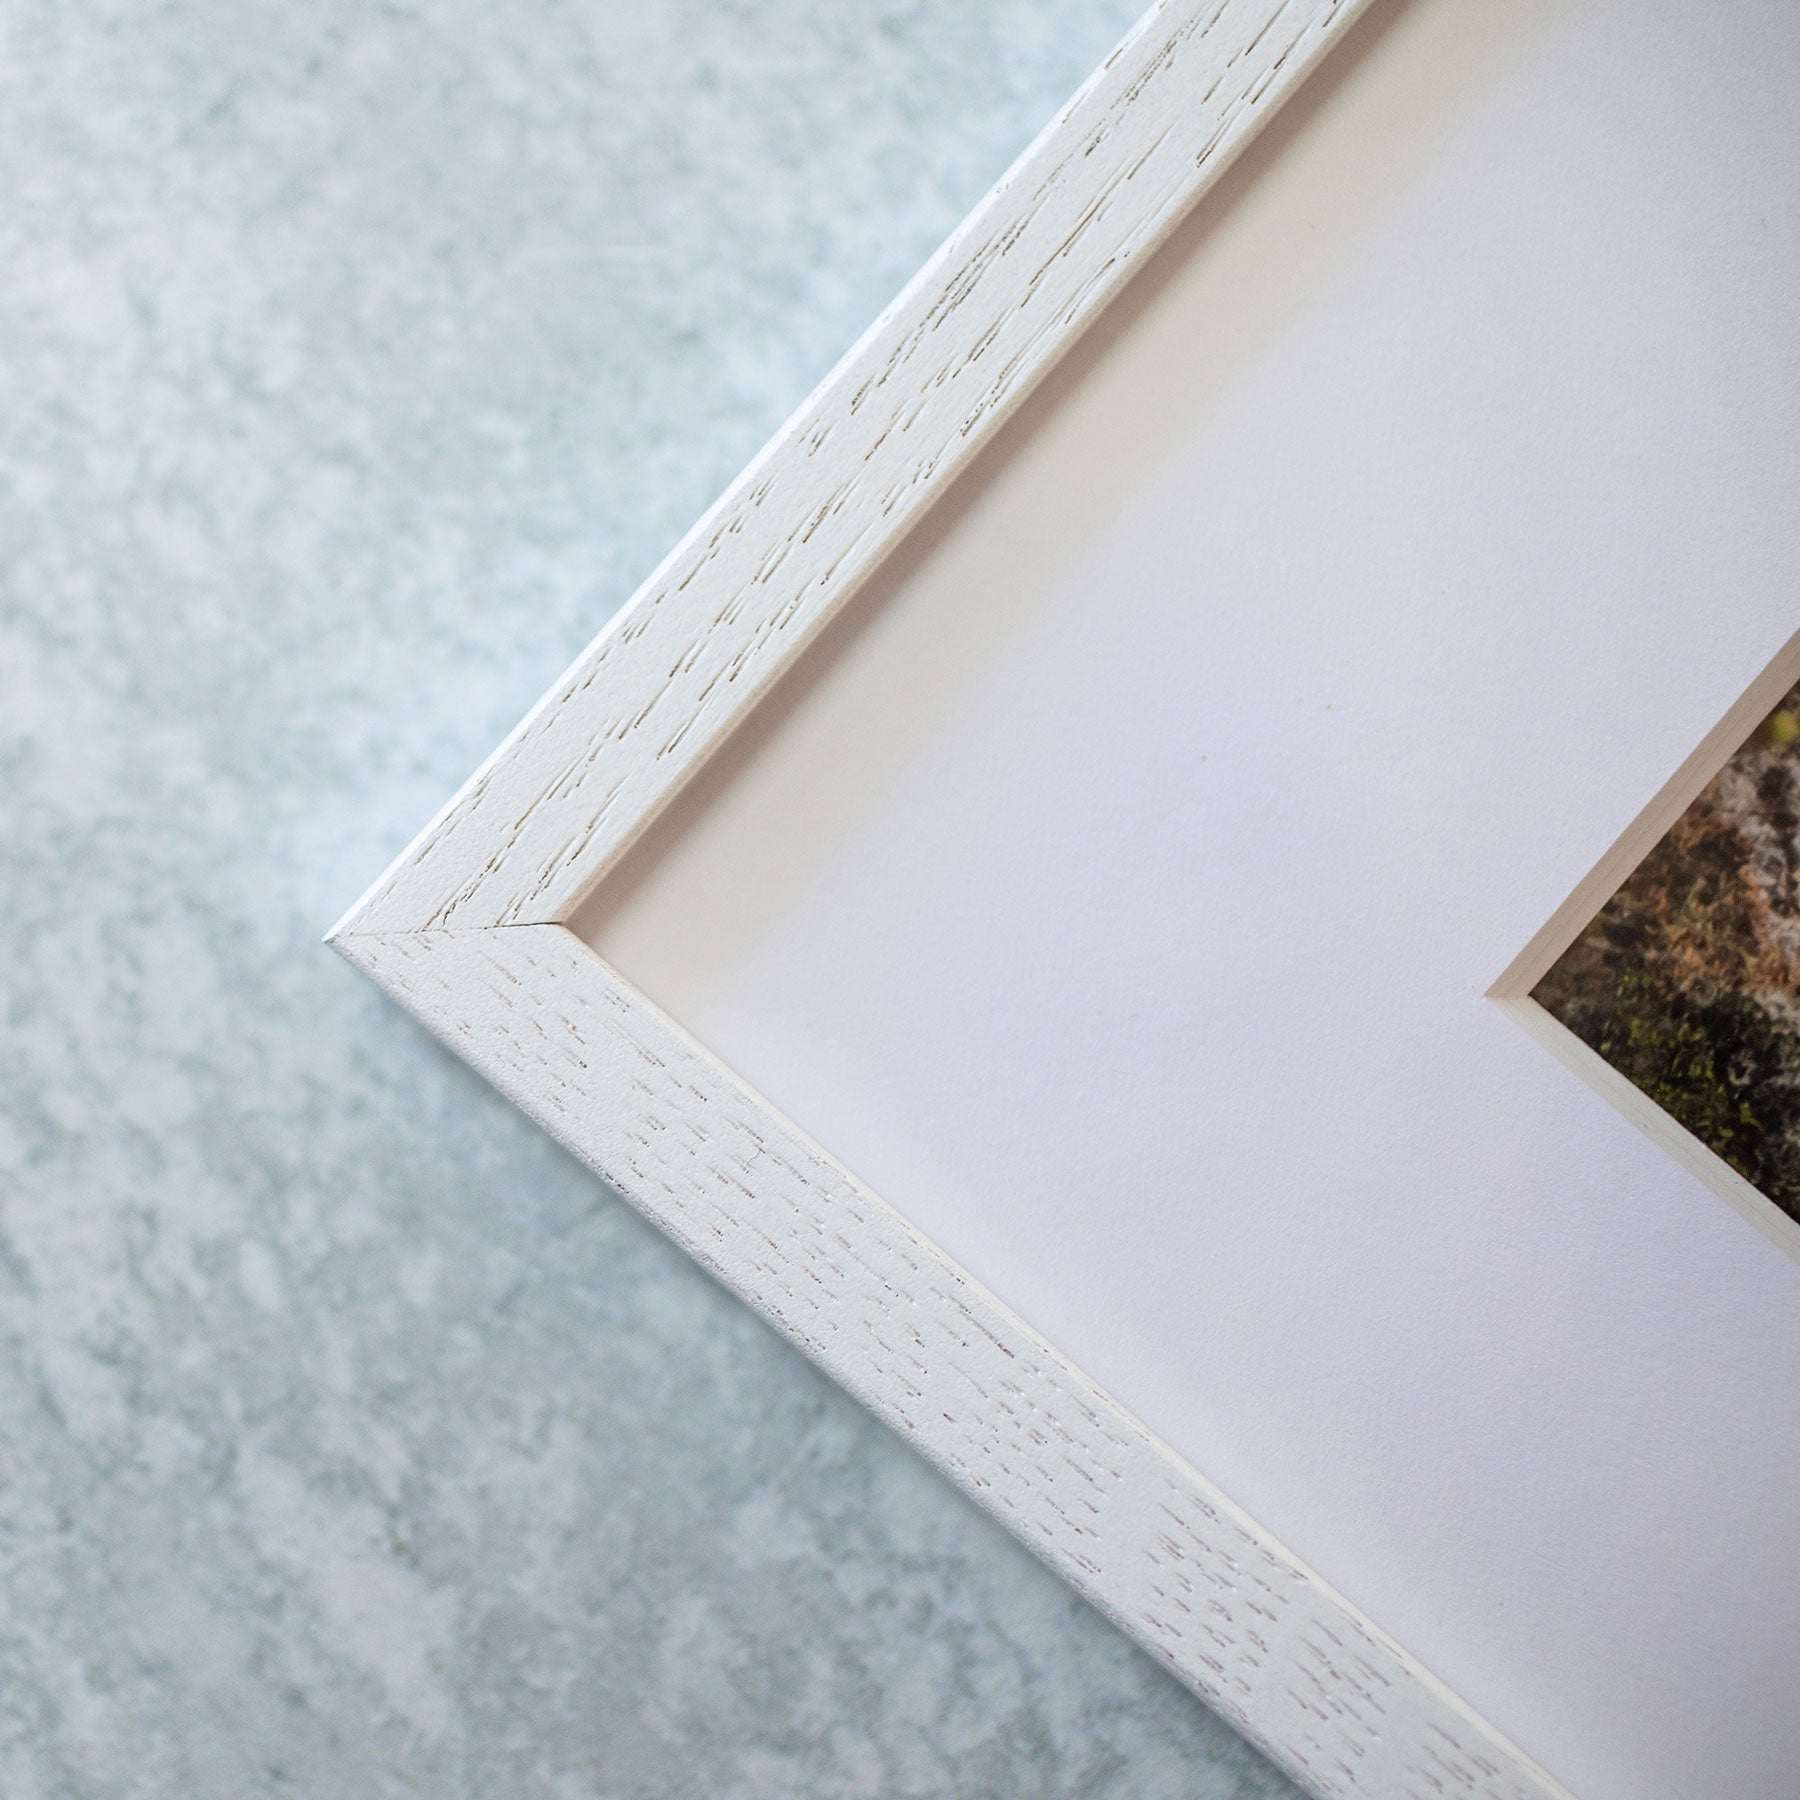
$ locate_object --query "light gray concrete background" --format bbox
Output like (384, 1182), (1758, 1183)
(1, 3), (1306, 1795)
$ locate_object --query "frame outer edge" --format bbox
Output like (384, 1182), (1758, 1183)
(329, 3), (1584, 1792)
(332, 0), (1378, 941)
(337, 923), (1576, 1800)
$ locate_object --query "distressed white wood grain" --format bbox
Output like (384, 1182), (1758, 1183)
(329, 1), (1575, 1794)
(338, 923), (1569, 1800)
(331, 0), (1375, 939)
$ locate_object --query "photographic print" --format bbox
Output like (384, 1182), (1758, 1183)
(1534, 680), (1800, 1229)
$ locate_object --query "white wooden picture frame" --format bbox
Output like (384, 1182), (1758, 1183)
(331, 4), (1800, 1796)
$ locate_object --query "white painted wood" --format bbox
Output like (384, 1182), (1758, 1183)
(332, 0), (1376, 938)
(322, 2), (1671, 1794)
(337, 922), (1569, 1800)
(569, 7), (1800, 1793)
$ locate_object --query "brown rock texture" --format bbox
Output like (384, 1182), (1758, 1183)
(1534, 680), (1800, 1227)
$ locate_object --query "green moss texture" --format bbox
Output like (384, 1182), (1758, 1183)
(1534, 683), (1800, 1227)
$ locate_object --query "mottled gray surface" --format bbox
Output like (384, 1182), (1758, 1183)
(1, 3), (1306, 1795)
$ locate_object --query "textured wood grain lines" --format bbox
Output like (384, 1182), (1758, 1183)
(336, 924), (1568, 1800)
(330, 3), (1576, 1794)
(332, 0), (1375, 940)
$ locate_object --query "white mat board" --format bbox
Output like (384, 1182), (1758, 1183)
(584, 4), (1800, 1795)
